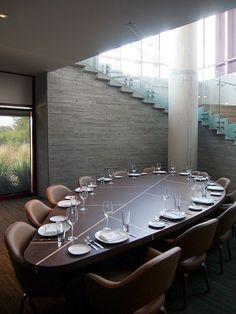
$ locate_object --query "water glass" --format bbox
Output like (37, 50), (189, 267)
(56, 221), (65, 247)
(121, 209), (130, 232)
(174, 194), (181, 211)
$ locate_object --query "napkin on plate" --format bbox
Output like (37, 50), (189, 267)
(99, 229), (126, 242)
(44, 224), (57, 235)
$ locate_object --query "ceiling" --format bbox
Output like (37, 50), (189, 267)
(0, 0), (236, 76)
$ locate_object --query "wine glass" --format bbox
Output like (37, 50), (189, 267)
(131, 164), (137, 178)
(102, 201), (113, 229)
(79, 189), (88, 211)
(66, 206), (78, 241)
(107, 168), (113, 184)
(156, 162), (161, 174)
(170, 162), (176, 174)
(90, 176), (97, 195)
(162, 187), (170, 210)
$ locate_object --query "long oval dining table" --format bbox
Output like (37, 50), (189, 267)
(24, 173), (225, 274)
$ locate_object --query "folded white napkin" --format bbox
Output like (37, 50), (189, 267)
(99, 229), (125, 242)
(58, 200), (71, 207)
(44, 224), (57, 235)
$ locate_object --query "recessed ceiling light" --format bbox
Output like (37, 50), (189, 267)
(0, 13), (8, 20)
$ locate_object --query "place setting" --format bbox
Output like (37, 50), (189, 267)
(94, 203), (131, 245)
(57, 195), (80, 208)
(153, 162), (167, 174)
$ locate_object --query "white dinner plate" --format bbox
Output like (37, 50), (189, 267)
(50, 215), (66, 222)
(153, 170), (167, 174)
(149, 221), (165, 229)
(57, 200), (80, 208)
(128, 173), (141, 177)
(188, 204), (202, 211)
(178, 172), (189, 176)
(192, 197), (214, 205)
(210, 192), (223, 197)
(75, 187), (94, 193)
(160, 210), (186, 220)
(207, 186), (224, 191)
(38, 223), (70, 236)
(95, 229), (129, 244)
(68, 244), (91, 255)
(140, 172), (148, 175)
(114, 175), (124, 179)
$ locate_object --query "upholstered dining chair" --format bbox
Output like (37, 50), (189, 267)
(78, 176), (92, 186)
(85, 246), (181, 314)
(216, 177), (231, 193)
(191, 170), (209, 177)
(160, 218), (218, 310)
(142, 166), (155, 174)
(24, 199), (52, 228)
(46, 184), (72, 207)
(213, 202), (236, 274)
(113, 170), (127, 177)
(4, 221), (66, 314)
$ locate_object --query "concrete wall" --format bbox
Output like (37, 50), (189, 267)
(36, 65), (168, 195)
(198, 123), (236, 190)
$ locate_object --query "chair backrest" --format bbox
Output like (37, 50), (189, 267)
(224, 188), (236, 204)
(85, 247), (181, 314)
(143, 166), (155, 174)
(191, 170), (209, 177)
(214, 202), (236, 243)
(24, 199), (52, 228)
(4, 221), (63, 297)
(113, 170), (127, 177)
(78, 176), (92, 186)
(216, 177), (231, 192)
(4, 222), (36, 293)
(46, 184), (72, 206)
(164, 219), (218, 261)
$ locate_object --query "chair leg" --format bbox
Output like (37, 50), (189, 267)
(182, 273), (188, 310)
(201, 262), (210, 292)
(218, 244), (224, 274)
(19, 294), (28, 314)
(226, 239), (232, 261)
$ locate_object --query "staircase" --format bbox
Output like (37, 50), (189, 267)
(78, 58), (236, 145)
(198, 105), (236, 145)
(78, 59), (168, 113)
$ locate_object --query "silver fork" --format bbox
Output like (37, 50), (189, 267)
(84, 238), (99, 251)
(86, 236), (104, 249)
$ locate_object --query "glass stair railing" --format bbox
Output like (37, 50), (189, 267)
(198, 72), (236, 144)
(80, 57), (168, 111)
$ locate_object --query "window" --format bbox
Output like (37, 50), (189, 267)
(0, 108), (33, 196)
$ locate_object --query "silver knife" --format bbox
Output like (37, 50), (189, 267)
(93, 241), (104, 249)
